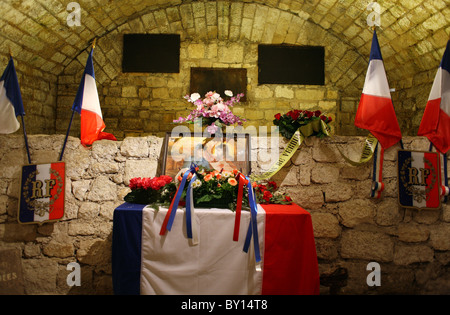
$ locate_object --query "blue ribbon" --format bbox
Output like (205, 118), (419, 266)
(243, 176), (261, 263)
(185, 173), (196, 239)
(166, 164), (197, 232)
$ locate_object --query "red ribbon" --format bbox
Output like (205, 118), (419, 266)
(160, 183), (181, 236)
(233, 173), (246, 241)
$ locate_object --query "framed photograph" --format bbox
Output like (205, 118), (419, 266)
(161, 132), (251, 178)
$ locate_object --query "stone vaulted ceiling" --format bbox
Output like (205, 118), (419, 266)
(1, 0), (449, 94)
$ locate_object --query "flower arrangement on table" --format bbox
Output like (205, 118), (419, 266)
(124, 175), (177, 210)
(124, 168), (293, 210)
(176, 167), (246, 210)
(173, 90), (246, 134)
(273, 109), (333, 140)
(252, 181), (292, 205)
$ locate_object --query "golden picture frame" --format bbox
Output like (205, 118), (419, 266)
(161, 132), (251, 179)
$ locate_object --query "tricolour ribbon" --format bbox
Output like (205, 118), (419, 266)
(371, 142), (384, 199)
(160, 164), (198, 238)
(242, 176), (261, 264)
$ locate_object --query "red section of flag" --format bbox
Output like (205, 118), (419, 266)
(418, 99), (450, 154)
(49, 162), (65, 220)
(261, 203), (320, 295)
(80, 109), (116, 146)
(424, 152), (441, 209)
(355, 93), (402, 149)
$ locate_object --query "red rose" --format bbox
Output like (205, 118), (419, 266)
(268, 181), (277, 190)
(314, 110), (321, 117)
(274, 113), (281, 120)
(328, 116), (332, 122)
(287, 110), (300, 120)
(129, 177), (142, 190)
(263, 190), (273, 202)
(160, 175), (173, 185)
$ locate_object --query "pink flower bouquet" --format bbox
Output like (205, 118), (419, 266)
(174, 90), (246, 134)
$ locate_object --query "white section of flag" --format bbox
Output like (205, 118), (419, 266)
(34, 164), (50, 223)
(81, 73), (103, 118)
(0, 80), (20, 133)
(362, 59), (392, 99)
(140, 206), (265, 295)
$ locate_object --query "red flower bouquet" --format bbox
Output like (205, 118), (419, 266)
(124, 175), (177, 207)
(273, 109), (332, 140)
(252, 181), (292, 205)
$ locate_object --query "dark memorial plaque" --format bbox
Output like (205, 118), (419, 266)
(258, 44), (325, 85)
(122, 34), (180, 73)
(0, 249), (25, 295)
(190, 68), (247, 101)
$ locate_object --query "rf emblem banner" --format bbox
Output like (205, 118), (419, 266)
(18, 162), (65, 224)
(397, 150), (441, 210)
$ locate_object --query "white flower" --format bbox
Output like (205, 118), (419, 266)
(190, 93), (201, 102)
(212, 92), (221, 100)
(224, 90), (233, 97)
(222, 171), (232, 177)
(192, 179), (202, 188)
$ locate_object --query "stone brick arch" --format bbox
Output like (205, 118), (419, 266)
(59, 1), (368, 96)
(56, 1), (376, 138)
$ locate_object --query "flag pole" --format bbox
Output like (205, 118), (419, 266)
(58, 39), (97, 161)
(58, 110), (75, 161)
(20, 115), (31, 164)
(9, 48), (31, 164)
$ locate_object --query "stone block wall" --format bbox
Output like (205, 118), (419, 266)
(0, 54), (57, 136)
(55, 1), (375, 140)
(1, 134), (450, 294)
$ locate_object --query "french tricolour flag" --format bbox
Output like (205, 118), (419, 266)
(112, 203), (320, 295)
(0, 57), (24, 134)
(72, 48), (116, 146)
(355, 30), (402, 150)
(418, 40), (450, 154)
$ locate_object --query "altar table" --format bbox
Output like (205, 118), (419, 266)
(112, 202), (319, 295)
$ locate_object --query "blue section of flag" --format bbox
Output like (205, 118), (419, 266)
(18, 164), (36, 223)
(397, 151), (413, 207)
(439, 40), (450, 73)
(369, 30), (383, 61)
(71, 49), (95, 114)
(1, 57), (25, 117)
(112, 202), (144, 295)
